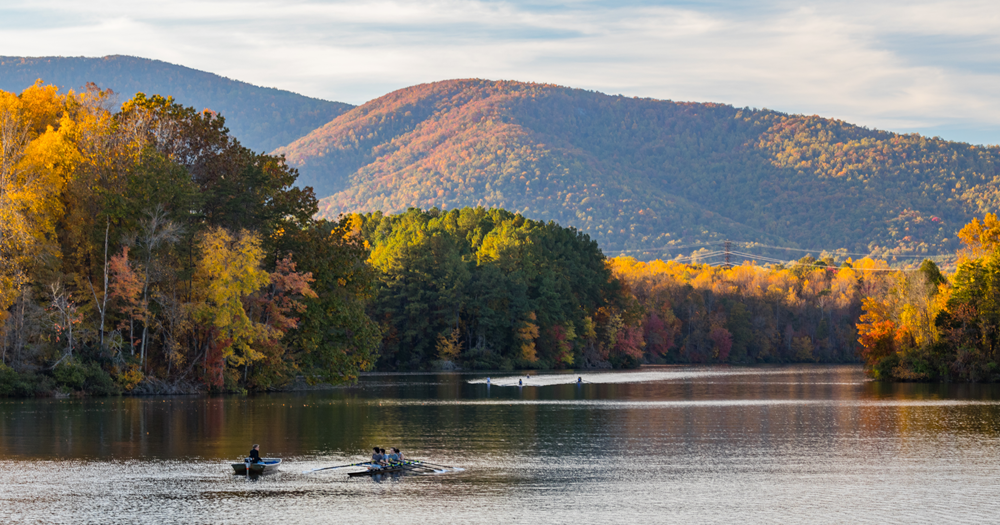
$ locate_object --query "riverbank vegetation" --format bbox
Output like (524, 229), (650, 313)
(608, 256), (871, 365)
(0, 82), (377, 396)
(350, 210), (888, 371)
(856, 214), (1000, 382)
(356, 207), (629, 370)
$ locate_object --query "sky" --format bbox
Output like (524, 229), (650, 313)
(1, 0), (998, 145)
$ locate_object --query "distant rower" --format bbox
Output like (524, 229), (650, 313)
(248, 444), (261, 464)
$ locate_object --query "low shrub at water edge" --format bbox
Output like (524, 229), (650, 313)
(54, 360), (121, 396)
(869, 344), (1000, 383)
(0, 364), (56, 397)
(82, 363), (122, 396)
(0, 361), (121, 398)
(53, 360), (87, 390)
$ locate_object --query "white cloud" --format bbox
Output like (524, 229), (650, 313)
(2, 0), (999, 144)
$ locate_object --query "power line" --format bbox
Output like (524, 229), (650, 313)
(729, 241), (954, 260)
(616, 241), (727, 254)
(670, 250), (727, 261)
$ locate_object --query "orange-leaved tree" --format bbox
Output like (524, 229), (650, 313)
(856, 296), (906, 375)
(242, 255), (318, 388)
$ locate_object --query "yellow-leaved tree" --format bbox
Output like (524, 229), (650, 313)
(193, 227), (273, 387)
(0, 83), (81, 321)
(518, 311), (539, 362)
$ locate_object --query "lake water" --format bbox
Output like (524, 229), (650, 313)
(2, 365), (1000, 523)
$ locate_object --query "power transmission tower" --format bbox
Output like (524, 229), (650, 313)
(724, 240), (731, 269)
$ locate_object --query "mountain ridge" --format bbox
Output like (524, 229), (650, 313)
(276, 78), (1000, 259)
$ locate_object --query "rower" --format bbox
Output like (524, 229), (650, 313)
(518, 378), (522, 386)
(386, 448), (400, 463)
(371, 446), (384, 466)
(486, 377), (491, 385)
(248, 444), (262, 464)
(577, 377), (582, 384)
(395, 448), (405, 461)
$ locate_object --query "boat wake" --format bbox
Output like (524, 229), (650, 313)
(469, 367), (847, 387)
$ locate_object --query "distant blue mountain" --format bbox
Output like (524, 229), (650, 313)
(0, 55), (353, 153)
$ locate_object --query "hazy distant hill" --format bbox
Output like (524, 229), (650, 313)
(0, 55), (353, 153)
(275, 79), (1000, 259)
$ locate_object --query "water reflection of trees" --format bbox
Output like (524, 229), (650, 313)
(1, 368), (1000, 460)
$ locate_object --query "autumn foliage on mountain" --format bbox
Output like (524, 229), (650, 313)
(276, 79), (1000, 260)
(0, 56), (353, 153)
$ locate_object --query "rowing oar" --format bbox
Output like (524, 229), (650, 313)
(410, 460), (462, 472)
(391, 460), (435, 471)
(302, 461), (370, 474)
(400, 465), (447, 474)
(397, 462), (439, 473)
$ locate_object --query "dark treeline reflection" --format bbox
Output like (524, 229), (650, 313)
(2, 366), (1000, 461)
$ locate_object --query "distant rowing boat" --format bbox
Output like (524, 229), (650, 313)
(232, 458), (281, 475)
(300, 459), (458, 477)
(347, 463), (407, 477)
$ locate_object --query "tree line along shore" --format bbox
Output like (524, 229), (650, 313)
(0, 83), (995, 397)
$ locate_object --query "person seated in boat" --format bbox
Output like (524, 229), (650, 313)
(380, 448), (389, 464)
(385, 448), (400, 464)
(371, 447), (385, 466)
(394, 448), (405, 461)
(248, 444), (262, 464)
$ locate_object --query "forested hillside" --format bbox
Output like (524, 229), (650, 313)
(0, 56), (353, 153)
(276, 79), (1000, 260)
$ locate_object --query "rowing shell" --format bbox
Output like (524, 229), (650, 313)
(347, 463), (407, 477)
(346, 461), (441, 477)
